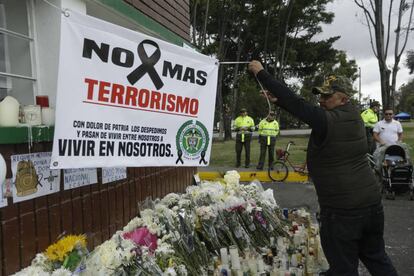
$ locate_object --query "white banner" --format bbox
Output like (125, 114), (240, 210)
(51, 11), (218, 169)
(63, 168), (98, 190)
(11, 152), (60, 203)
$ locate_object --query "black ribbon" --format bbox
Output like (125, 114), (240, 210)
(127, 39), (164, 90)
(199, 150), (207, 165)
(175, 150), (184, 164)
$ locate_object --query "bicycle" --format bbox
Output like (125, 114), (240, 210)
(268, 141), (308, 182)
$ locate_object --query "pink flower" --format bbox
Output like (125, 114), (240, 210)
(123, 227), (158, 252)
(254, 211), (267, 226)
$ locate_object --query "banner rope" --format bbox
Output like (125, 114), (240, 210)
(41, 0), (70, 17)
(219, 61), (272, 117)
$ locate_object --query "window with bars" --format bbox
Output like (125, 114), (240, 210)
(0, 0), (36, 105)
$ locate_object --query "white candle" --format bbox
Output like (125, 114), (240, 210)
(229, 245), (241, 269)
(257, 258), (265, 273)
(0, 96), (19, 127)
(293, 233), (301, 246)
(220, 247), (229, 265)
(23, 105), (42, 126)
(41, 107), (55, 126)
(248, 257), (258, 274)
(0, 153), (6, 186)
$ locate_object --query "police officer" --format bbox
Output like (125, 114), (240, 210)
(256, 111), (279, 170)
(361, 100), (380, 153)
(234, 108), (255, 168)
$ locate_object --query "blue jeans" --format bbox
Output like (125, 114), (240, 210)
(320, 203), (398, 276)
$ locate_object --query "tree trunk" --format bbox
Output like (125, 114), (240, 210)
(215, 2), (230, 140)
(378, 62), (390, 108)
(223, 106), (232, 140)
(230, 27), (245, 120)
(216, 65), (225, 141)
(373, 0), (391, 107)
(201, 0), (210, 48)
(277, 0), (295, 79)
(191, 0), (198, 45)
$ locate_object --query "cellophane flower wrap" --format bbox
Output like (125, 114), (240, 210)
(16, 171), (295, 275)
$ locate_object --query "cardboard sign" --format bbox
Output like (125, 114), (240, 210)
(11, 152), (60, 203)
(102, 167), (127, 184)
(63, 168), (98, 190)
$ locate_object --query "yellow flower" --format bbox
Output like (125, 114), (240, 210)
(168, 258), (175, 267)
(45, 235), (87, 262)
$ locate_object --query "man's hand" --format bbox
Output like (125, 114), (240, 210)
(248, 60), (264, 76)
(261, 90), (278, 103)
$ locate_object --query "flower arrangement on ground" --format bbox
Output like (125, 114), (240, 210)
(15, 171), (328, 275)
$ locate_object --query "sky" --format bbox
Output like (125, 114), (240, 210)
(317, 0), (414, 102)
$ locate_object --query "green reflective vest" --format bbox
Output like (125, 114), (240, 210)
(258, 119), (279, 136)
(234, 115), (255, 133)
(361, 108), (378, 128)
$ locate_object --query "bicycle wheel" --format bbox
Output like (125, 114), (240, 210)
(268, 161), (289, 182)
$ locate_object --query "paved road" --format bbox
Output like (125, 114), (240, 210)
(260, 182), (414, 276)
(213, 129), (311, 139)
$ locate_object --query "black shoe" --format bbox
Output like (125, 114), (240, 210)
(256, 166), (263, 170)
(245, 164), (250, 168)
(235, 163), (241, 168)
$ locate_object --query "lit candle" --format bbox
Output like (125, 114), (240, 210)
(0, 96), (19, 127)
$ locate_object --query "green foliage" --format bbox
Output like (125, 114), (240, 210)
(396, 78), (414, 115)
(406, 50), (414, 74)
(190, 0), (358, 130)
(236, 75), (269, 122)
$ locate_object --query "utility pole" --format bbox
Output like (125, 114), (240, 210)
(358, 67), (362, 105)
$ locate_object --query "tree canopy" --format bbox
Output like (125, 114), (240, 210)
(190, 0), (358, 138)
(396, 79), (414, 116)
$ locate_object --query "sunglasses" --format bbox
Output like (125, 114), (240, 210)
(319, 94), (334, 99)
(384, 113), (393, 115)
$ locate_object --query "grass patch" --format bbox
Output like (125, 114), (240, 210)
(402, 122), (414, 150)
(209, 121), (414, 168)
(209, 136), (309, 168)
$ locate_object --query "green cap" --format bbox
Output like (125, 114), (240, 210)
(370, 100), (381, 108)
(312, 75), (355, 97)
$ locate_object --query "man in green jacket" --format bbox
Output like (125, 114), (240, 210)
(256, 111), (279, 170)
(361, 101), (381, 153)
(234, 108), (255, 168)
(249, 60), (397, 276)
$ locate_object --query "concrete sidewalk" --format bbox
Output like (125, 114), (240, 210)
(213, 128), (311, 139)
